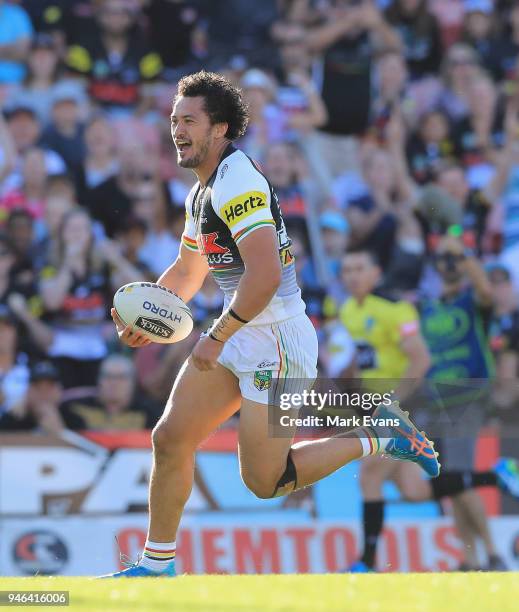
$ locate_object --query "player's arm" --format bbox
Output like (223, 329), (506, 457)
(463, 255), (494, 307)
(206, 226), (282, 344)
(394, 309), (431, 402)
(157, 243), (209, 303)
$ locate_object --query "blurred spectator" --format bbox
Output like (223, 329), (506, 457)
(370, 50), (418, 139)
(406, 110), (455, 184)
(345, 148), (398, 266)
(275, 27), (328, 137)
(264, 142), (307, 223)
(0, 0), (33, 84)
(438, 43), (483, 122)
(76, 114), (119, 200)
(5, 33), (62, 125)
(307, 0), (400, 179)
(0, 304), (29, 418)
(493, 1), (519, 82)
(39, 209), (139, 388)
(385, 0), (443, 80)
(452, 74), (503, 185)
(0, 360), (82, 432)
(239, 69), (287, 160)
(7, 208), (45, 281)
(200, 0), (279, 70)
(320, 209), (349, 280)
(1, 104), (66, 195)
(81, 146), (146, 237)
(65, 0), (162, 114)
(133, 176), (180, 276)
(37, 173), (77, 263)
(461, 0), (500, 79)
(419, 234), (502, 570)
(0, 147), (48, 225)
(63, 354), (161, 430)
(143, 0), (202, 79)
(113, 216), (154, 281)
(487, 263), (519, 409)
(40, 81), (88, 183)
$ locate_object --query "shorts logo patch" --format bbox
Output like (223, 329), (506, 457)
(221, 191), (268, 228)
(254, 369), (272, 391)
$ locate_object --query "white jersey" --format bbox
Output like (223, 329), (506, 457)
(181, 145), (306, 325)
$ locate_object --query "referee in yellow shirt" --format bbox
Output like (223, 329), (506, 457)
(338, 249), (431, 572)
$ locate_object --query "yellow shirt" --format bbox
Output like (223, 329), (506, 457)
(339, 293), (419, 381)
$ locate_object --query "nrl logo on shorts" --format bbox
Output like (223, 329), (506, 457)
(254, 370), (272, 391)
(135, 316), (174, 339)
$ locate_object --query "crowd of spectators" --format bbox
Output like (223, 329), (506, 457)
(1, 0), (519, 434)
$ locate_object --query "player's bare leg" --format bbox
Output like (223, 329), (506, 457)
(451, 490), (501, 569)
(238, 398), (439, 499)
(101, 360), (240, 578)
(238, 400), (365, 498)
(149, 360), (240, 540)
(451, 494), (480, 569)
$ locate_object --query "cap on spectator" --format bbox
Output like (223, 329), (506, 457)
(51, 81), (86, 107)
(31, 33), (56, 50)
(0, 304), (17, 326)
(241, 69), (274, 92)
(464, 0), (493, 13)
(30, 361), (60, 383)
(4, 103), (38, 120)
(320, 211), (349, 234)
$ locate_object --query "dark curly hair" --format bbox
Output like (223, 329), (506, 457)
(174, 71), (249, 141)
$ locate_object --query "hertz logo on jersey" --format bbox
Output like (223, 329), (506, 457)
(221, 191), (267, 228)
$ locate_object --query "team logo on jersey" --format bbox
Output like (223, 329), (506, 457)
(221, 191), (267, 228)
(280, 246), (294, 267)
(254, 369), (272, 391)
(198, 232), (229, 255)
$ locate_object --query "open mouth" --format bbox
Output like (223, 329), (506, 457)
(176, 141), (192, 156)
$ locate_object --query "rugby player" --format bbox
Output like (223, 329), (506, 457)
(103, 71), (439, 578)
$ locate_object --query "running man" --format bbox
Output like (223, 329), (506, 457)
(103, 71), (439, 578)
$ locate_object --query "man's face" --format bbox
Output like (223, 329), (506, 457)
(341, 253), (380, 297)
(7, 216), (33, 253)
(7, 113), (40, 152)
(434, 237), (465, 283)
(98, 0), (133, 35)
(171, 96), (216, 169)
(31, 380), (61, 405)
(98, 362), (134, 407)
(438, 168), (468, 204)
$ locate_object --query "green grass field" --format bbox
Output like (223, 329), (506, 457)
(0, 574), (517, 612)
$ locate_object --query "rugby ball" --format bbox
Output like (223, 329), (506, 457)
(113, 282), (193, 344)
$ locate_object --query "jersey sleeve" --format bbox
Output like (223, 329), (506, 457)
(213, 166), (275, 245)
(181, 189), (199, 252)
(393, 302), (420, 341)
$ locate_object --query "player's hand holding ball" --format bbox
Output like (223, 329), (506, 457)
(112, 282), (193, 348)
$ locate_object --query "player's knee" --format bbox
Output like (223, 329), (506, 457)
(241, 471), (278, 499)
(151, 422), (187, 463)
(241, 452), (297, 499)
